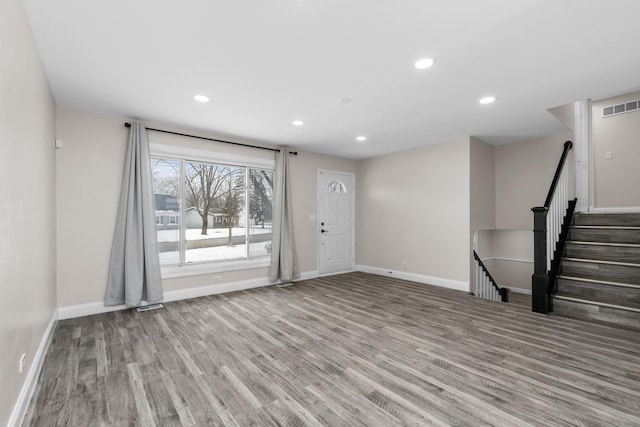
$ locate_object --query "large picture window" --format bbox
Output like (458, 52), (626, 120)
(150, 151), (274, 273)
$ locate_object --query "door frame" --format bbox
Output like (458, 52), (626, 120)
(317, 169), (356, 276)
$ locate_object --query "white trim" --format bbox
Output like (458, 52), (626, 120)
(587, 206), (640, 214)
(8, 310), (58, 427)
(161, 258), (270, 279)
(318, 269), (355, 278)
(298, 270), (320, 280)
(507, 287), (532, 295)
(58, 270), (319, 320)
(149, 142), (275, 169)
(481, 256), (534, 264)
(355, 265), (469, 292)
(58, 300), (138, 320)
(575, 100), (590, 212)
(161, 277), (272, 302)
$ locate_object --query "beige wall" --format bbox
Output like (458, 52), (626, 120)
(289, 151), (357, 273)
(490, 230), (533, 291)
(55, 108), (356, 307)
(470, 138), (496, 231)
(495, 132), (574, 229)
(592, 90), (640, 208)
(475, 229), (532, 292)
(0, 1), (57, 425)
(356, 137), (471, 286)
(477, 132), (574, 293)
(470, 138), (496, 287)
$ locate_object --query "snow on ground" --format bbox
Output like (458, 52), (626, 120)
(157, 226), (271, 242)
(159, 242), (269, 264)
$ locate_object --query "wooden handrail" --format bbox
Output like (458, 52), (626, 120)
(473, 251), (509, 302)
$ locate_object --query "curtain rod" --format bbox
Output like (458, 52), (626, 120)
(124, 122), (298, 155)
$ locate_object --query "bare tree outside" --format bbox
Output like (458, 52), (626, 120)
(217, 171), (245, 245)
(249, 170), (273, 228)
(184, 163), (235, 235)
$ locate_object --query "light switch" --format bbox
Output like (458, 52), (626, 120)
(605, 151), (613, 160)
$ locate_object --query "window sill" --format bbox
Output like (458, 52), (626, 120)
(160, 257), (270, 279)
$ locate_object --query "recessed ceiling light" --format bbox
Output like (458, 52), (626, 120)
(194, 94), (209, 103)
(339, 98), (352, 104)
(356, 136), (367, 143)
(479, 96), (497, 104)
(292, 120), (305, 126)
(414, 58), (435, 69)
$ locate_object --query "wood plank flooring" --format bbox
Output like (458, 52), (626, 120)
(23, 272), (640, 426)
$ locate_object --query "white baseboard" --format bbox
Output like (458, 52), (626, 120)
(507, 287), (532, 295)
(482, 257), (533, 264)
(587, 207), (640, 213)
(298, 270), (319, 281)
(355, 265), (469, 292)
(8, 309), (58, 427)
(58, 270), (318, 320)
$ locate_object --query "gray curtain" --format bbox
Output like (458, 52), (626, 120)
(105, 122), (163, 307)
(269, 148), (300, 283)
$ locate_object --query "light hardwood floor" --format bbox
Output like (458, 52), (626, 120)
(24, 272), (640, 426)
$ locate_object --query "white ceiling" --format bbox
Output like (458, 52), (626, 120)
(23, 0), (640, 159)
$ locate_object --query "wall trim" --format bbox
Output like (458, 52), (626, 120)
(507, 287), (532, 295)
(9, 309), (58, 427)
(58, 270), (320, 320)
(588, 207), (640, 214)
(481, 256), (533, 264)
(355, 265), (469, 292)
(299, 270), (320, 280)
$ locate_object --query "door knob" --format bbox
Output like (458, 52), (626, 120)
(320, 229), (327, 233)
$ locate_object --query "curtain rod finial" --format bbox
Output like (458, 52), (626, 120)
(124, 122), (131, 128)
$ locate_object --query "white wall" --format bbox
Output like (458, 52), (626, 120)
(591, 90), (640, 209)
(55, 108), (356, 308)
(356, 137), (471, 288)
(0, 1), (57, 425)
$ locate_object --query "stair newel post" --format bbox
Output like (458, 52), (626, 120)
(532, 206), (551, 313)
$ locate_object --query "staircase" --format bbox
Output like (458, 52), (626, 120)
(553, 212), (640, 330)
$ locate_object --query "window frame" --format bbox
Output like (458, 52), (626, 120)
(150, 143), (275, 278)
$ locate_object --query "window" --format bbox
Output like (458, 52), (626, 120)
(150, 148), (274, 275)
(327, 180), (346, 193)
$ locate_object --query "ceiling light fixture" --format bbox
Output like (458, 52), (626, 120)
(194, 94), (209, 103)
(414, 57), (435, 69)
(292, 120), (305, 126)
(479, 96), (497, 104)
(356, 136), (367, 143)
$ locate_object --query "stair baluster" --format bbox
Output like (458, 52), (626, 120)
(532, 140), (575, 314)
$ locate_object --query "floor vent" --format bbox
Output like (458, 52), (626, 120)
(136, 303), (164, 312)
(602, 99), (640, 117)
(276, 282), (294, 288)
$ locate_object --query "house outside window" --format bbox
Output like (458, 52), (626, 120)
(150, 144), (275, 277)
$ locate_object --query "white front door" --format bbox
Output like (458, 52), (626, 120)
(318, 170), (355, 275)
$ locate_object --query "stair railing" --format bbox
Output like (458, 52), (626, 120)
(531, 141), (576, 314)
(473, 251), (509, 302)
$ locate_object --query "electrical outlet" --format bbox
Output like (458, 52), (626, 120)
(19, 353), (26, 373)
(605, 151), (613, 159)
(401, 261), (409, 267)
(213, 276), (222, 281)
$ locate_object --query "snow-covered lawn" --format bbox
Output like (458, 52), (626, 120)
(157, 226), (271, 242)
(159, 242), (270, 263)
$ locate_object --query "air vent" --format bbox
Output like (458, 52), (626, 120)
(602, 99), (640, 117)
